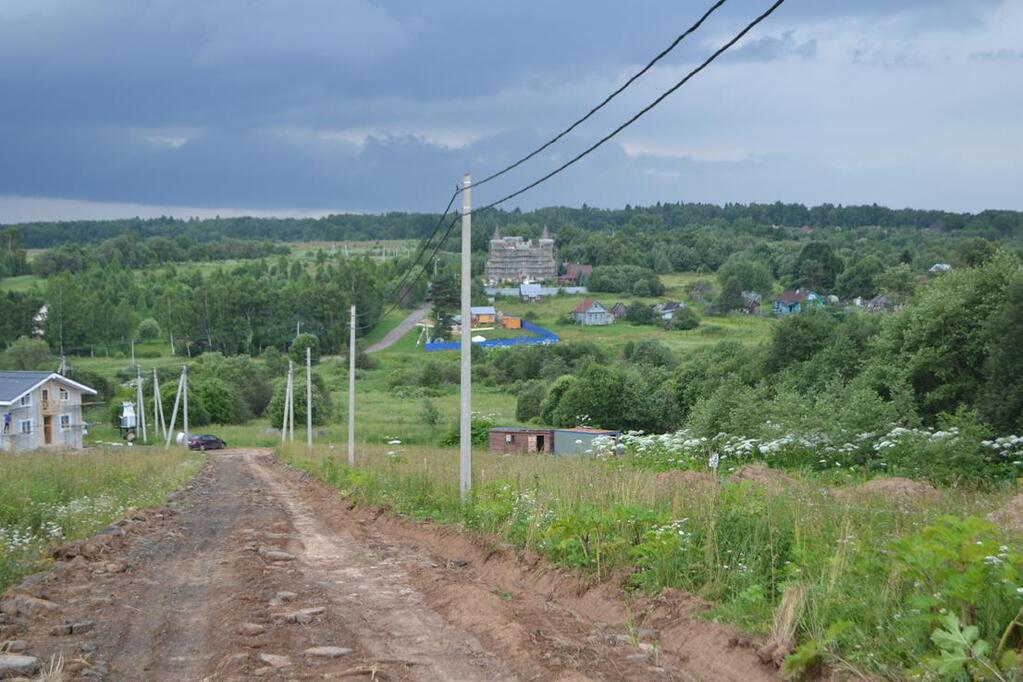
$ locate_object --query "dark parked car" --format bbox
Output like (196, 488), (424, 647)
(188, 434), (227, 451)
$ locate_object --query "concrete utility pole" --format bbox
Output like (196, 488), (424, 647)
(306, 346), (313, 450)
(281, 362), (291, 445)
(136, 366), (147, 444)
(288, 361), (295, 442)
(348, 304), (356, 466)
(164, 366), (185, 448)
(182, 365), (189, 443)
(459, 172), (472, 502)
(153, 368), (165, 440)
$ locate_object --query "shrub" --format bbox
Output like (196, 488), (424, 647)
(420, 399), (441, 427)
(265, 374), (333, 427)
(135, 318), (161, 341)
(439, 412), (494, 447)
(515, 381), (547, 423)
(289, 333), (321, 365)
(0, 336), (52, 371)
(665, 307), (700, 331)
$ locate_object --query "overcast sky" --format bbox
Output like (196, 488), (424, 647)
(1, 0), (1021, 223)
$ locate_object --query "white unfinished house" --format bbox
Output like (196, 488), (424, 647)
(0, 371), (97, 452)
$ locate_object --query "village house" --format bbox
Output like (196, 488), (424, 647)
(450, 306), (497, 333)
(652, 300), (686, 321)
(773, 290), (825, 315)
(1, 371), (97, 453)
(519, 282), (543, 302)
(610, 302), (628, 321)
(558, 263), (593, 286)
(489, 426), (619, 456)
(866, 294), (892, 312)
(571, 299), (614, 326)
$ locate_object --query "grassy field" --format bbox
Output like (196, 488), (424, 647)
(282, 441), (1023, 680)
(0, 274), (42, 293)
(58, 266), (775, 449)
(0, 448), (202, 590)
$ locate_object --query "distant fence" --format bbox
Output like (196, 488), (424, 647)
(484, 286), (588, 297)
(424, 320), (559, 352)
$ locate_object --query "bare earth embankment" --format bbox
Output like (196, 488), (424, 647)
(0, 450), (776, 681)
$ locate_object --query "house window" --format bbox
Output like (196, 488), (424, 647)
(505, 434), (513, 443)
(19, 394), (31, 407)
(20, 420), (32, 435)
(60, 414), (71, 430)
(60, 388), (69, 400)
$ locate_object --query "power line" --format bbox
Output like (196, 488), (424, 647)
(469, 0), (787, 217)
(356, 211), (460, 330)
(469, 0), (728, 191)
(363, 0), (735, 322)
(374, 186), (460, 304)
(361, 0), (786, 331)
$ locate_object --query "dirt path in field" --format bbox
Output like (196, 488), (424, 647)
(1, 449), (779, 681)
(365, 304), (430, 353)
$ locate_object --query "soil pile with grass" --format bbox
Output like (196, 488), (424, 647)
(834, 477), (940, 504)
(729, 464), (797, 494)
(988, 494), (1023, 534)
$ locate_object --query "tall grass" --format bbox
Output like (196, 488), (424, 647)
(0, 449), (202, 591)
(283, 443), (1023, 679)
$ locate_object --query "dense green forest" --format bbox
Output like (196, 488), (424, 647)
(5, 202), (1022, 249)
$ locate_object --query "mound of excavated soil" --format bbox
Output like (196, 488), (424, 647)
(833, 477), (940, 504)
(654, 470), (719, 497)
(729, 464), (797, 494)
(988, 494), (1023, 534)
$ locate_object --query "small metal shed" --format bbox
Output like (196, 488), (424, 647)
(552, 428), (619, 457)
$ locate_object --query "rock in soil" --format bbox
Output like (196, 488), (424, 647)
(0, 654), (40, 678)
(0, 595), (60, 619)
(304, 646), (353, 658)
(258, 548), (297, 562)
(258, 653), (292, 668)
(237, 623), (266, 636)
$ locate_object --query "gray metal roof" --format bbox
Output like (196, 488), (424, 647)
(0, 371), (97, 405)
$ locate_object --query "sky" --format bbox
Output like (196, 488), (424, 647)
(1, 0), (1021, 223)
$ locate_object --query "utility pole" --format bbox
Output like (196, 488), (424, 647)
(288, 361), (295, 442)
(164, 366), (185, 448)
(348, 304), (356, 466)
(281, 363), (289, 445)
(153, 368), (165, 440)
(136, 366), (147, 444)
(306, 346), (313, 450)
(182, 365), (189, 444)
(459, 172), (472, 502)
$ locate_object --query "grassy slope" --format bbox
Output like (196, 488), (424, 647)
(282, 442), (1023, 679)
(0, 448), (202, 590)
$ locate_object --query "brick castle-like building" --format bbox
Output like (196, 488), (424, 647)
(484, 226), (557, 283)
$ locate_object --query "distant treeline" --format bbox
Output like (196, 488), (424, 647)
(30, 233), (289, 277)
(5, 202), (1022, 249)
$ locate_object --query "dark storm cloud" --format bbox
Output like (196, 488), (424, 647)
(0, 0), (1020, 218)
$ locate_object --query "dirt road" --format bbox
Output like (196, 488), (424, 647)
(0, 450), (778, 681)
(365, 304), (430, 353)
